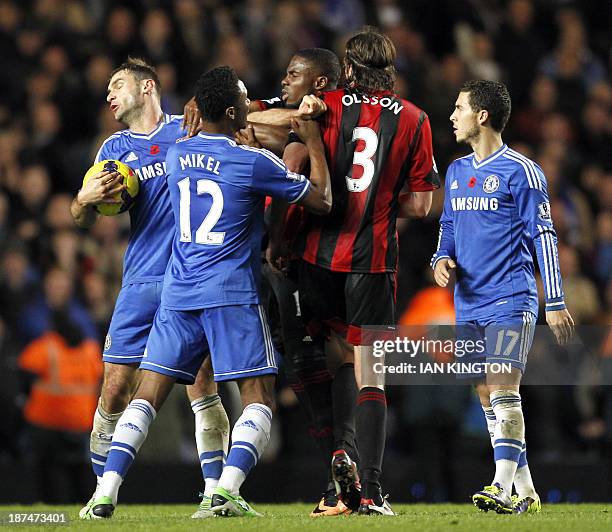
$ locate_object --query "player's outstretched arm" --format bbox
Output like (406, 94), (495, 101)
(235, 123), (290, 156)
(183, 95), (278, 137)
(71, 170), (124, 228)
(290, 118), (331, 215)
(247, 94), (327, 127)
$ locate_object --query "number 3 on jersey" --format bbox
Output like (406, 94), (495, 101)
(177, 177), (225, 245)
(346, 127), (378, 193)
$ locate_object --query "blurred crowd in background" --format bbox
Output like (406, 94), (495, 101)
(0, 0), (610, 502)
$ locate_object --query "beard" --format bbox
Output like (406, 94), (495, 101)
(458, 120), (480, 145)
(457, 118), (480, 144)
(117, 92), (144, 126)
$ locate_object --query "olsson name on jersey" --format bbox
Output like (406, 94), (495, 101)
(341, 93), (404, 115)
(179, 153), (221, 175)
(451, 196), (499, 211)
(134, 162), (167, 181)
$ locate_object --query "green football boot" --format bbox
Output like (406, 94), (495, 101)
(210, 486), (262, 517)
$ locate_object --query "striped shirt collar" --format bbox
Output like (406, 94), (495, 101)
(472, 143), (508, 169)
(197, 132), (234, 142)
(127, 113), (171, 140)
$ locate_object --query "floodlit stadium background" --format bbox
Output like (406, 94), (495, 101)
(0, 0), (609, 504)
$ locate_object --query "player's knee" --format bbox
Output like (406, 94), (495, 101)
(101, 373), (135, 412)
(101, 385), (131, 413)
(326, 334), (354, 371)
(186, 373), (217, 401)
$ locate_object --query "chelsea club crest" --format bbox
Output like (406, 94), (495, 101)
(104, 333), (112, 351)
(483, 175), (500, 193)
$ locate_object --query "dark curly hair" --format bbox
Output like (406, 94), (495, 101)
(344, 27), (396, 92)
(294, 48), (341, 88)
(194, 66), (241, 122)
(460, 80), (512, 133)
(110, 57), (161, 96)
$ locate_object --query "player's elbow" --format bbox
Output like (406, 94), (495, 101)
(74, 215), (96, 229)
(307, 198), (332, 215)
(409, 192), (433, 218)
(71, 203), (97, 229)
(318, 197), (332, 215)
(300, 188), (332, 215)
(412, 203), (431, 218)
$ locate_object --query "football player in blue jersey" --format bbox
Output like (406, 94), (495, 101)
(71, 58), (230, 519)
(431, 80), (574, 514)
(88, 66), (332, 519)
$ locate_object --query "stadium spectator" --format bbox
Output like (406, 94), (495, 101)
(0, 245), (39, 336)
(141, 8), (181, 67)
(495, 0), (545, 106)
(557, 244), (600, 325)
(81, 271), (113, 343)
(19, 267), (96, 346)
(513, 76), (558, 145)
(13, 164), (50, 247)
(594, 212), (612, 287)
(105, 7), (142, 65)
(18, 304), (102, 503)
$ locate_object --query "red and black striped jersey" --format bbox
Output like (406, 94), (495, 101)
(253, 96), (285, 111)
(296, 87), (440, 273)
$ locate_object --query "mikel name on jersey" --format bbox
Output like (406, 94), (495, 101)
(178, 153), (221, 175)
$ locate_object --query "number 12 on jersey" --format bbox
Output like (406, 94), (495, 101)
(177, 177), (225, 245)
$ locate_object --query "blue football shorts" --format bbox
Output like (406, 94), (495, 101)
(142, 304), (278, 385)
(103, 281), (163, 365)
(455, 310), (537, 375)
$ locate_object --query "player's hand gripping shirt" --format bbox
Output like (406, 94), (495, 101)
(431, 145), (566, 320)
(94, 114), (183, 286)
(295, 87), (440, 273)
(162, 133), (310, 310)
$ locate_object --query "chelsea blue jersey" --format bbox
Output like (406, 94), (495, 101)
(94, 114), (184, 286)
(431, 144), (566, 320)
(162, 133), (311, 310)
